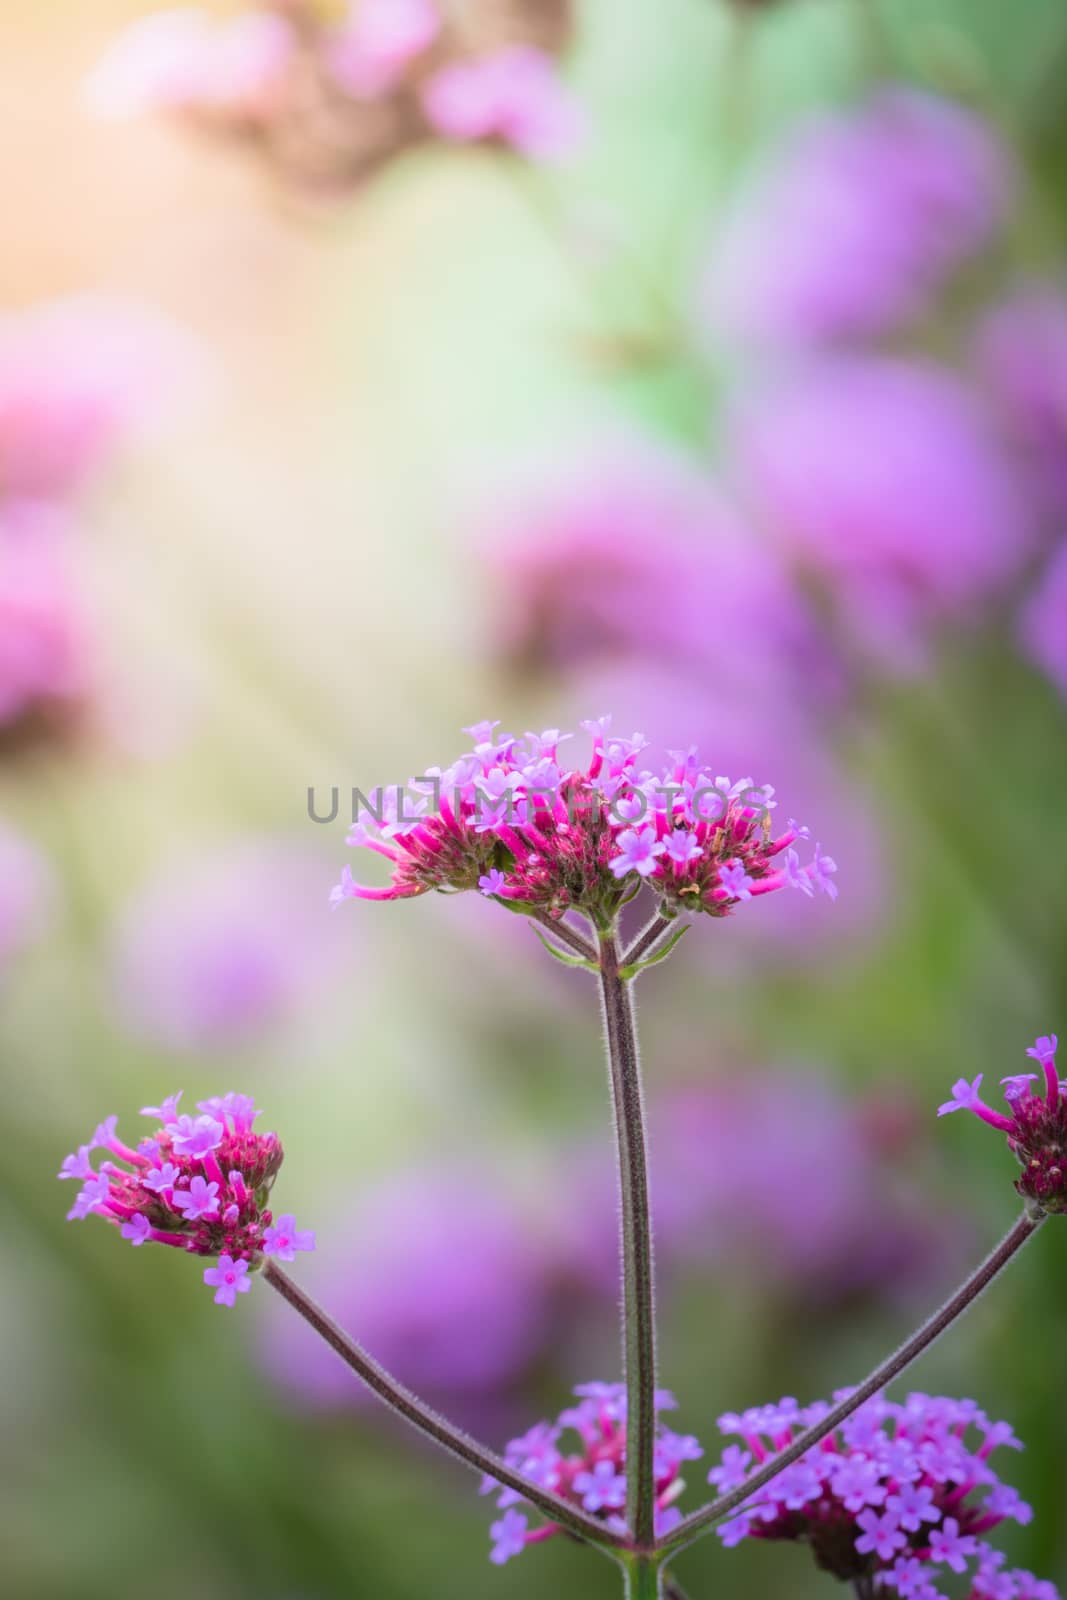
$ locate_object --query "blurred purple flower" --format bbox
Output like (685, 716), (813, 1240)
(0, 820), (53, 973)
(111, 840), (354, 1053)
(479, 438), (829, 704)
(0, 295), (202, 504)
(977, 283), (1067, 519)
(1020, 541), (1067, 700)
(700, 86), (1010, 346)
(0, 504), (89, 732)
(569, 1070), (969, 1310)
(260, 1169), (552, 1424)
(328, 0), (440, 100)
(731, 356), (1027, 666)
(423, 48), (582, 163)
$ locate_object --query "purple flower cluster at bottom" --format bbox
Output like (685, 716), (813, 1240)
(710, 1391), (1056, 1600)
(482, 1383), (703, 1563)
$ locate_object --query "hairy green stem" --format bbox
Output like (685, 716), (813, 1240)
(598, 934), (658, 1551)
(530, 907), (598, 963)
(662, 1211), (1044, 1553)
(625, 1554), (664, 1599)
(263, 1262), (625, 1551)
(624, 912), (676, 969)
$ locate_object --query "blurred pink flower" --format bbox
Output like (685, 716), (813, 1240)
(0, 821), (53, 973)
(570, 1071), (969, 1311)
(111, 840), (354, 1053)
(260, 1168), (551, 1424)
(1020, 541), (1067, 700)
(700, 87), (1010, 346)
(0, 295), (203, 504)
(731, 356), (1027, 665)
(423, 47), (582, 162)
(0, 505), (89, 730)
(976, 283), (1067, 519)
(328, 0), (440, 99)
(85, 7), (295, 124)
(479, 438), (829, 704)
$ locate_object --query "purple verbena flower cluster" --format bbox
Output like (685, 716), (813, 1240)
(58, 1091), (314, 1305)
(711, 1391), (1057, 1599)
(482, 1383), (703, 1563)
(331, 718), (835, 926)
(938, 1035), (1066, 1213)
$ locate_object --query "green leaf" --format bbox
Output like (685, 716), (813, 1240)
(620, 922), (691, 980)
(531, 930), (599, 972)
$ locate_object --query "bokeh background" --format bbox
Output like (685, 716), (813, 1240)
(3, 1), (1067, 1596)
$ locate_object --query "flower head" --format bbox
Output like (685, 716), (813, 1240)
(423, 48), (582, 163)
(331, 720), (833, 935)
(59, 1093), (312, 1305)
(731, 356), (1026, 668)
(480, 1382), (702, 1561)
(936, 1034), (1067, 1212)
(700, 87), (1010, 346)
(711, 1390), (1054, 1595)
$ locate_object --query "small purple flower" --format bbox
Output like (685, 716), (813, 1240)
(1001, 1074), (1038, 1103)
(172, 1175), (221, 1222)
(478, 869), (508, 897)
(121, 1213), (152, 1246)
(832, 1456), (888, 1513)
(57, 1146), (95, 1182)
(928, 1516), (978, 1573)
(203, 1255), (252, 1308)
(67, 1172), (113, 1221)
(489, 1509), (528, 1566)
(719, 860), (753, 900)
(783, 848), (815, 896)
(170, 1113), (224, 1159)
(886, 1482), (940, 1532)
(141, 1161), (180, 1194)
(808, 844), (838, 901)
(938, 1076), (986, 1116)
(261, 1214), (316, 1262)
(708, 1444), (752, 1493)
(573, 1459), (626, 1513)
(610, 826), (666, 880)
(856, 1509), (908, 1562)
(141, 1091), (183, 1123)
(663, 829), (703, 866)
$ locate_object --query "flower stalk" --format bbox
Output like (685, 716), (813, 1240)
(662, 1208), (1046, 1554)
(262, 1260), (626, 1552)
(598, 933), (658, 1551)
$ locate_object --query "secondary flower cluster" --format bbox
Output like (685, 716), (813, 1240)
(58, 1092), (314, 1305)
(711, 1391), (1056, 1599)
(482, 1382), (702, 1563)
(331, 718), (836, 927)
(86, 0), (580, 190)
(938, 1035), (1067, 1212)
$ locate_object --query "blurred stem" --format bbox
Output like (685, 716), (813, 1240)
(663, 1573), (691, 1600)
(598, 935), (658, 1551)
(661, 1210), (1045, 1553)
(262, 1263), (625, 1552)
